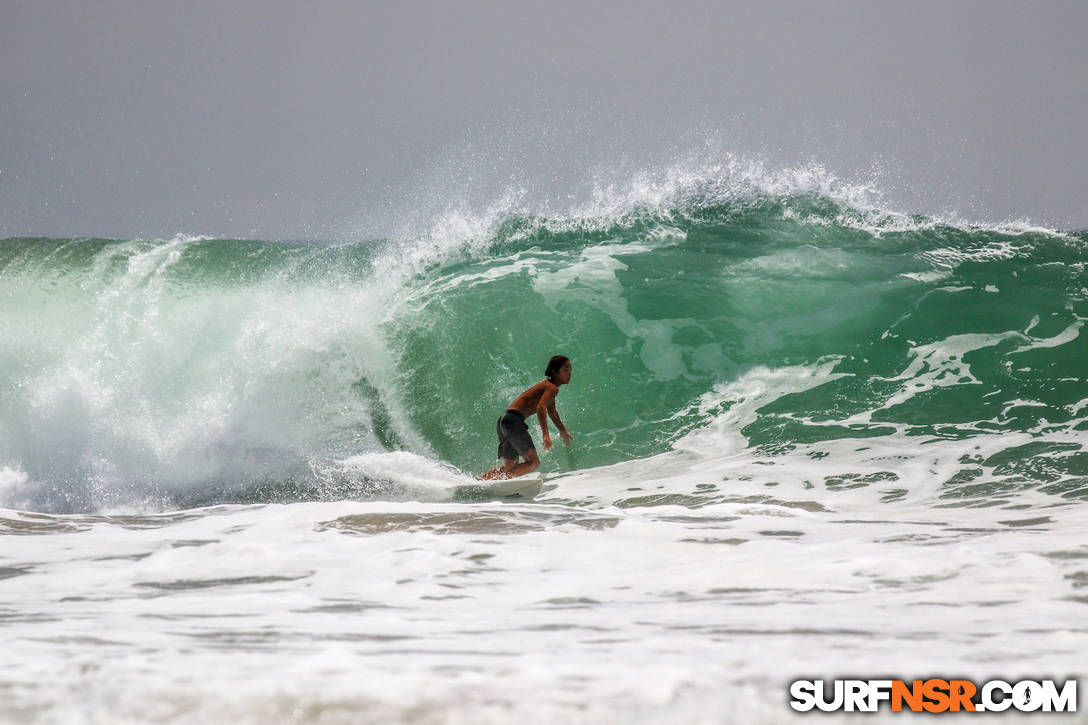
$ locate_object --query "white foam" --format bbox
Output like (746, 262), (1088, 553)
(1011, 320), (1083, 354)
(674, 358), (848, 455)
(0, 467), (30, 508)
(3, 491), (1084, 723)
(324, 450), (470, 499)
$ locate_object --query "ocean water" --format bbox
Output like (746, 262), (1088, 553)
(2, 165), (1087, 723)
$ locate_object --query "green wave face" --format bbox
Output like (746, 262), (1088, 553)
(393, 202), (1088, 473)
(2, 192), (1086, 512)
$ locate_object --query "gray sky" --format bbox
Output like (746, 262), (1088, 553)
(2, 0), (1086, 240)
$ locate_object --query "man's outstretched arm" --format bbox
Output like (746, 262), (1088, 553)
(537, 385), (556, 450)
(546, 398), (572, 446)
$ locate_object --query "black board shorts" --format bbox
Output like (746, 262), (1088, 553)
(496, 409), (535, 460)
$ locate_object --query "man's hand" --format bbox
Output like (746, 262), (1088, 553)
(541, 434), (553, 451)
(559, 429), (573, 447)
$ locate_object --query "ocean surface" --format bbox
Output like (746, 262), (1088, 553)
(2, 166), (1087, 723)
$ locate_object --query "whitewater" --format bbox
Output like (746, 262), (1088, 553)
(1, 163), (1086, 723)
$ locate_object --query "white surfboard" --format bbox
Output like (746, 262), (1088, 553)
(483, 475), (544, 498)
(456, 475), (544, 500)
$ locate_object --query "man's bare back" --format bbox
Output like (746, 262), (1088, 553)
(507, 380), (557, 419)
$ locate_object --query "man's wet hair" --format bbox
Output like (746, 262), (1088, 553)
(545, 355), (570, 382)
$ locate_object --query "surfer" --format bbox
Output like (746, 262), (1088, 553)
(479, 355), (573, 480)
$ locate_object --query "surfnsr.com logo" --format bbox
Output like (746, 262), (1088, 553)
(789, 679), (1078, 713)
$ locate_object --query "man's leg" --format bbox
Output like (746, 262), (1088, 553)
(479, 460), (514, 480)
(501, 449), (539, 478)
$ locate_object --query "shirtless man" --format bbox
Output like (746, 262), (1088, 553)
(479, 355), (573, 480)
